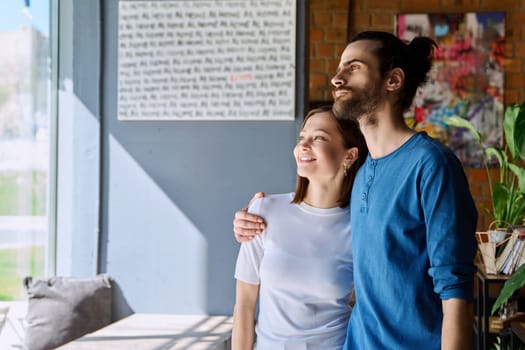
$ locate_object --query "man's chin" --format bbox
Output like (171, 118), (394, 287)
(333, 100), (353, 120)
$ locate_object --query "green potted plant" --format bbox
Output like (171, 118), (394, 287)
(445, 102), (525, 229)
(445, 101), (525, 315)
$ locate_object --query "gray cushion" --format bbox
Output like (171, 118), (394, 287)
(24, 274), (112, 350)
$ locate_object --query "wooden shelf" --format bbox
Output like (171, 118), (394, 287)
(475, 264), (512, 349)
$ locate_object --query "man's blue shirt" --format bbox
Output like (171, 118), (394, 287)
(344, 132), (477, 349)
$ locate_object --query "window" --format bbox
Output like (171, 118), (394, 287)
(0, 0), (51, 300)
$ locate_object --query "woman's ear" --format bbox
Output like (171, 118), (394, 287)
(385, 68), (404, 92)
(345, 147), (359, 165)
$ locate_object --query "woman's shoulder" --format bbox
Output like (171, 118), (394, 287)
(248, 192), (294, 216)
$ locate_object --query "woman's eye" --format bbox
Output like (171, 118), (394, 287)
(314, 136), (326, 141)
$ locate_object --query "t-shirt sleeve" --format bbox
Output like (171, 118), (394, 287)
(234, 198), (265, 285)
(422, 153), (478, 301)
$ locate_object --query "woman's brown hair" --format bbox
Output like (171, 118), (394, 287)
(291, 105), (368, 208)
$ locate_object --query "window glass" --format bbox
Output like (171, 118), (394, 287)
(0, 1), (50, 300)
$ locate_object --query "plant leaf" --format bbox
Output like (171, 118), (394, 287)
(486, 147), (505, 169)
(492, 263), (525, 314)
(508, 197), (525, 226)
(444, 116), (481, 142)
(509, 163), (525, 194)
(492, 182), (509, 223)
(504, 103), (519, 159)
(514, 102), (525, 161)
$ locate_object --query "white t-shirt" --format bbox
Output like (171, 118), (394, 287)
(235, 193), (353, 350)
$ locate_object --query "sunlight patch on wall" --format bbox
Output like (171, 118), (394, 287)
(106, 134), (208, 314)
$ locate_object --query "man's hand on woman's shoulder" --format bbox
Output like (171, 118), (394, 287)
(233, 192), (267, 242)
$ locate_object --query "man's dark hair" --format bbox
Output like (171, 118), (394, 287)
(349, 31), (437, 112)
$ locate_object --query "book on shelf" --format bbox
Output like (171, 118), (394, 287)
(498, 235), (525, 275)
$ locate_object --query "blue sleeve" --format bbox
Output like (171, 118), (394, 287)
(421, 153), (478, 301)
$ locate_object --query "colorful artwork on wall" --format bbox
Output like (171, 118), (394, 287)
(397, 12), (505, 166)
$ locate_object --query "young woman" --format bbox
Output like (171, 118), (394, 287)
(232, 106), (367, 350)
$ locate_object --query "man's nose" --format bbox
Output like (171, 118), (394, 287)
(331, 73), (343, 88)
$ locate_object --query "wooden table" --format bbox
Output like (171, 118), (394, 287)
(57, 314), (233, 350)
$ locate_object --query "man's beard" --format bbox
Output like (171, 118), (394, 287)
(332, 86), (381, 122)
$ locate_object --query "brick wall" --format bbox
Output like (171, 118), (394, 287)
(309, 0), (351, 101)
(308, 0), (525, 229)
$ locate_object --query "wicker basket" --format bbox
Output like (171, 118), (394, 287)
(476, 221), (514, 275)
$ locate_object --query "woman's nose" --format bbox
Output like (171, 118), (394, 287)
(297, 139), (308, 149)
(301, 140), (312, 149)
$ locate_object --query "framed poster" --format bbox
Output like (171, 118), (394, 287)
(397, 12), (505, 166)
(118, 0), (297, 121)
